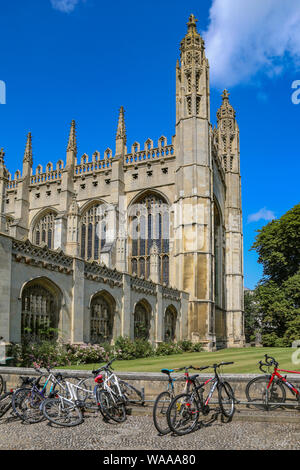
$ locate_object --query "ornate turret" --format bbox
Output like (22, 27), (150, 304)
(216, 90), (239, 173)
(176, 14), (210, 123)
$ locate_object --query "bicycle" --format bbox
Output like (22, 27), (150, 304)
(152, 366), (201, 435)
(246, 354), (300, 410)
(78, 363), (144, 412)
(42, 358), (134, 426)
(0, 376), (35, 419)
(42, 378), (99, 427)
(12, 366), (70, 423)
(167, 362), (236, 436)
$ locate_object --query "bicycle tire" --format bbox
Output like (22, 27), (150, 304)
(119, 380), (144, 405)
(0, 375), (4, 395)
(245, 375), (286, 410)
(0, 392), (12, 418)
(12, 387), (45, 423)
(153, 390), (173, 435)
(167, 392), (200, 436)
(218, 381), (235, 418)
(42, 397), (83, 427)
(97, 389), (126, 423)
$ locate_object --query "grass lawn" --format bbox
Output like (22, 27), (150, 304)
(59, 347), (300, 374)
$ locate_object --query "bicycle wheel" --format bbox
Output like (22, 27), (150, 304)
(12, 388), (44, 423)
(0, 392), (12, 418)
(153, 391), (173, 435)
(218, 381), (235, 418)
(119, 380), (144, 405)
(0, 375), (4, 395)
(245, 375), (286, 410)
(97, 389), (126, 423)
(76, 377), (99, 410)
(167, 393), (200, 436)
(42, 397), (83, 427)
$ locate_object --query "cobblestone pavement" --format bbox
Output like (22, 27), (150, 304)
(0, 412), (300, 450)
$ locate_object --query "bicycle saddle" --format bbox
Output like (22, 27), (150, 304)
(188, 374), (199, 382)
(161, 369), (173, 375)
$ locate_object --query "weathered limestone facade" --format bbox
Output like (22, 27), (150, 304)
(0, 15), (244, 350)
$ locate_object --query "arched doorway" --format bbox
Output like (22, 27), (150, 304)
(134, 301), (151, 340)
(21, 278), (61, 342)
(164, 306), (177, 342)
(90, 291), (115, 344)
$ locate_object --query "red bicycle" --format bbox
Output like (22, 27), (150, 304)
(246, 354), (300, 410)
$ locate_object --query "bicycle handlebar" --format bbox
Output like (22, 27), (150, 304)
(258, 355), (278, 373)
(92, 357), (117, 375)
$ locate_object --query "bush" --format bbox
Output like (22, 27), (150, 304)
(114, 336), (154, 360)
(155, 342), (183, 356)
(9, 335), (203, 368)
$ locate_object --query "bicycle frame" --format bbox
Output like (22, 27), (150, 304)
(267, 368), (300, 396)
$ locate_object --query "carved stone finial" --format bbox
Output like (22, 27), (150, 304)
(222, 89), (230, 101)
(116, 106), (126, 144)
(23, 132), (33, 165)
(187, 14), (198, 31)
(67, 120), (77, 153)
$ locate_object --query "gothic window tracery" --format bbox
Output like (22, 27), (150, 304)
(90, 294), (113, 343)
(21, 282), (59, 342)
(80, 202), (106, 261)
(129, 193), (170, 284)
(164, 306), (177, 342)
(33, 211), (56, 249)
(134, 302), (150, 340)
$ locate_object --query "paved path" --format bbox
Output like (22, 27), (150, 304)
(0, 412), (299, 450)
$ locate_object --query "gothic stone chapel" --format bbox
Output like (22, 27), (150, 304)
(0, 15), (244, 351)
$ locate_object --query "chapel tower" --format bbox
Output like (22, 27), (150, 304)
(174, 14), (215, 349)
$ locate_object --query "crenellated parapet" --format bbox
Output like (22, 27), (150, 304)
(124, 136), (175, 166)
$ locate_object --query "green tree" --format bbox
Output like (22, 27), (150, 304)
(244, 290), (260, 343)
(251, 203), (300, 346)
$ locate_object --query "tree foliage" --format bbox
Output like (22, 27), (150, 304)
(252, 203), (300, 283)
(251, 203), (300, 346)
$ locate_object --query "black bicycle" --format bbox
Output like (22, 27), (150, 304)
(167, 362), (236, 435)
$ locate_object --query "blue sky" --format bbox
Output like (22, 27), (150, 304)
(0, 0), (299, 289)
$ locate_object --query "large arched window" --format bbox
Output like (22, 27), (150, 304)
(134, 301), (151, 340)
(129, 193), (170, 284)
(21, 279), (60, 342)
(80, 202), (106, 261)
(32, 211), (56, 249)
(90, 292), (114, 344)
(164, 306), (177, 342)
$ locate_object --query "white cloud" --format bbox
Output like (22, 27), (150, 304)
(248, 208), (276, 223)
(203, 0), (300, 87)
(50, 0), (81, 13)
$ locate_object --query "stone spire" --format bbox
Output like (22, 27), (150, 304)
(23, 132), (33, 165)
(115, 106), (127, 156)
(67, 120), (77, 153)
(66, 120), (77, 167)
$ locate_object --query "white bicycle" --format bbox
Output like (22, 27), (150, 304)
(42, 378), (100, 427)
